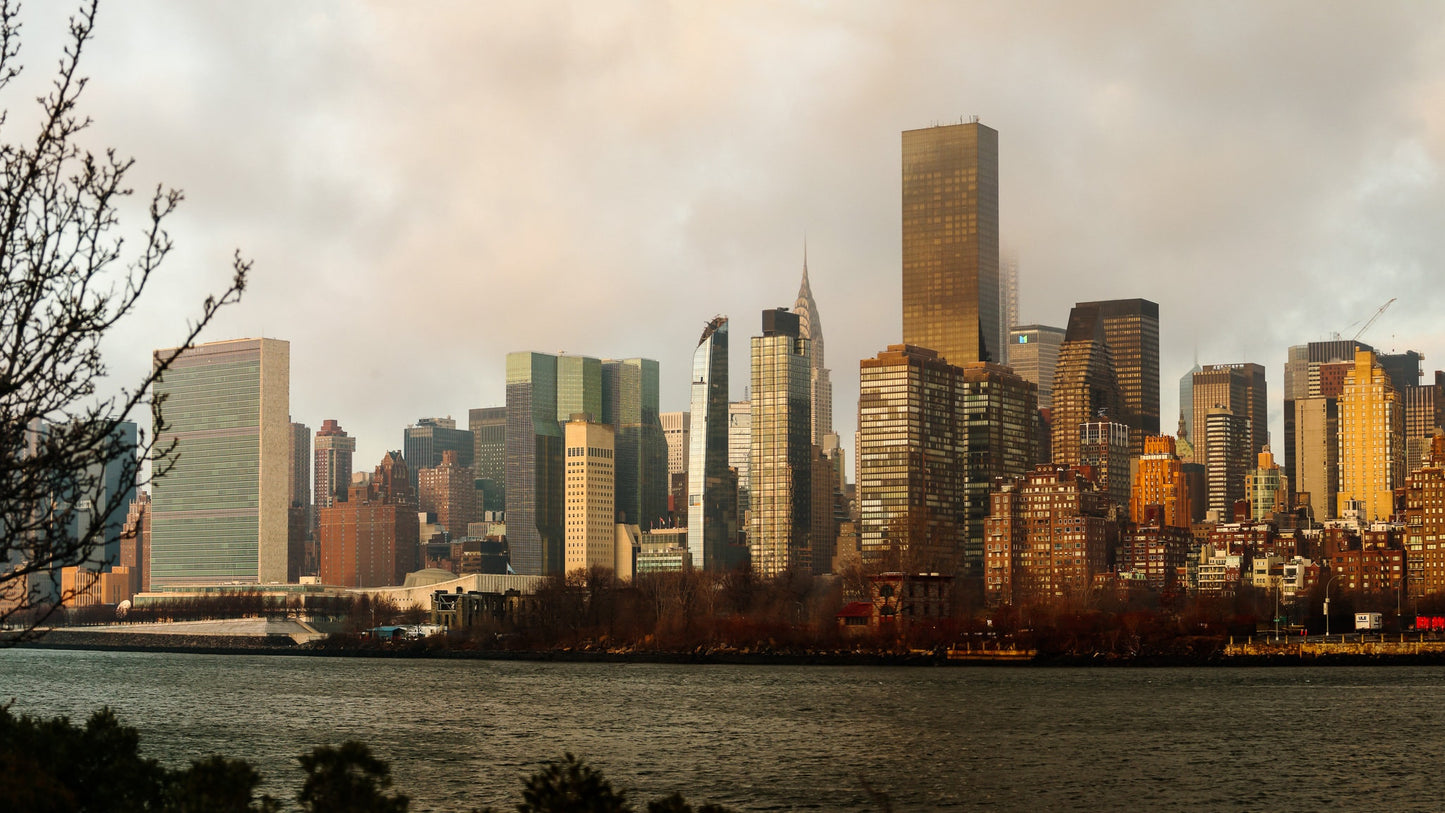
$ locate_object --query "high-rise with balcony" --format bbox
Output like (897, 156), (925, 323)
(901, 120), (999, 366)
(855, 345), (1034, 576)
(750, 309), (812, 576)
(150, 338), (289, 586)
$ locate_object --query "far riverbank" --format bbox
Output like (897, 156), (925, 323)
(21, 626), (1445, 667)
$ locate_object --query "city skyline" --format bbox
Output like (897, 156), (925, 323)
(24, 2), (1445, 472)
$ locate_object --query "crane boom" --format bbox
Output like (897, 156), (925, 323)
(1353, 297), (1396, 342)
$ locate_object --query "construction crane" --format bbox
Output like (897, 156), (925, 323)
(1353, 297), (1396, 342)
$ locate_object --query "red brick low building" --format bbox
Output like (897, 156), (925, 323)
(319, 452), (419, 588)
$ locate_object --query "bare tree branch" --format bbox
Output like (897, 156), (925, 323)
(0, 0), (247, 643)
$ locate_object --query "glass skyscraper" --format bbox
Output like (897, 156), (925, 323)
(603, 358), (667, 529)
(901, 120), (1000, 366)
(507, 351), (667, 575)
(687, 317), (738, 571)
(749, 309), (812, 577)
(505, 352), (562, 576)
(150, 338), (290, 586)
(468, 406), (507, 513)
(402, 417), (472, 491)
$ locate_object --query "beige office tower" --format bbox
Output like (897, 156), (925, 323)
(660, 411), (690, 479)
(728, 400), (752, 524)
(1337, 349), (1405, 521)
(901, 120), (1000, 366)
(998, 251), (1019, 366)
(151, 338), (290, 586)
(1191, 363), (1268, 506)
(1009, 325), (1067, 410)
(1294, 397), (1339, 519)
(564, 416), (616, 574)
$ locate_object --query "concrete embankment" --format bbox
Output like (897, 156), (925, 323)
(1223, 636), (1445, 664)
(19, 617), (326, 654)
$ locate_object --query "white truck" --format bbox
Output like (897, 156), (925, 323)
(1355, 612), (1383, 631)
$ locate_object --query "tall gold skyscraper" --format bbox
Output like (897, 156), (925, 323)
(1338, 349), (1405, 520)
(901, 120), (999, 366)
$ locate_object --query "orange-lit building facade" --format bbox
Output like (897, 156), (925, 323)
(59, 566), (138, 607)
(319, 452), (419, 588)
(1337, 349), (1405, 521)
(1130, 435), (1191, 528)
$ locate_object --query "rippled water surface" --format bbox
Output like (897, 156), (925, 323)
(2, 650), (1444, 811)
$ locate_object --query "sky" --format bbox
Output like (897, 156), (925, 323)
(17, 1), (1445, 475)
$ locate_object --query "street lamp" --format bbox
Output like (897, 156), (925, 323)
(1324, 574), (1341, 638)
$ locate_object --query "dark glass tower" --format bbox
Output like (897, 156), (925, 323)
(1050, 307), (1125, 467)
(505, 353), (562, 576)
(468, 406), (506, 513)
(402, 418), (472, 492)
(901, 120), (1000, 366)
(1069, 298), (1160, 454)
(602, 358), (667, 529)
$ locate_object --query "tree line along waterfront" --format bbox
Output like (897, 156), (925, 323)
(26, 565), (1445, 665)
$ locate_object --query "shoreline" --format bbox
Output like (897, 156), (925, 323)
(20, 628), (1445, 668)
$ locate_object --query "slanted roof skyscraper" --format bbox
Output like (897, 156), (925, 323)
(687, 317), (739, 571)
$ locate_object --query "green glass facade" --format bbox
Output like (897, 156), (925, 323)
(506, 352), (562, 576)
(151, 338), (289, 586)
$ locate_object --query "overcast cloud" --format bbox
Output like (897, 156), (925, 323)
(17, 1), (1444, 471)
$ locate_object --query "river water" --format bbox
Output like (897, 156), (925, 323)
(1, 649), (1442, 811)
